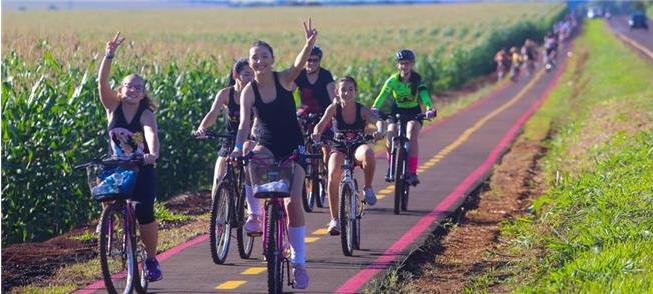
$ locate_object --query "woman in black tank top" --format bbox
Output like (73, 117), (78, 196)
(98, 33), (162, 281)
(311, 76), (382, 234)
(229, 19), (318, 290)
(195, 59), (261, 227)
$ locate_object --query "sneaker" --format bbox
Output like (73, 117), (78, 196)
(244, 214), (262, 235)
(326, 219), (340, 236)
(363, 187), (377, 206)
(406, 173), (420, 186)
(292, 264), (310, 289)
(145, 257), (163, 282)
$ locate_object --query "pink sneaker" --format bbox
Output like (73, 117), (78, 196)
(244, 214), (262, 235)
(292, 264), (309, 289)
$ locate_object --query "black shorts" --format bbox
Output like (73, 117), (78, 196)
(131, 165), (157, 225)
(389, 105), (423, 126)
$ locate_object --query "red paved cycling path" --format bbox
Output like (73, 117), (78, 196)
(78, 43), (572, 294)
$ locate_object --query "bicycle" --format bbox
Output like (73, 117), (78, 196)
(380, 112), (428, 215)
(194, 130), (255, 264)
(75, 155), (148, 294)
(324, 134), (376, 256)
(297, 112), (328, 212)
(248, 153), (297, 293)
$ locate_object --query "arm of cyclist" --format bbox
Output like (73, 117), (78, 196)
(361, 105), (384, 140)
(371, 77), (393, 110)
(141, 110), (160, 165)
(418, 85), (437, 119)
(98, 32), (125, 111)
(195, 88), (229, 136)
(279, 18), (318, 88)
(310, 102), (336, 141)
(231, 84), (255, 158)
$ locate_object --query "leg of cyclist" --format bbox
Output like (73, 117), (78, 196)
(406, 120), (422, 185)
(133, 166), (162, 282)
(286, 162), (308, 288)
(354, 144), (377, 205)
(326, 151), (345, 234)
(243, 141), (263, 234)
(384, 122), (397, 179)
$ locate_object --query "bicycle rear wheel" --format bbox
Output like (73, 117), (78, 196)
(301, 177), (314, 213)
(394, 146), (407, 215)
(99, 201), (137, 294)
(265, 202), (284, 294)
(210, 181), (232, 264)
(339, 183), (355, 256)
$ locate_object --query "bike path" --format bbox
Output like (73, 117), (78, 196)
(80, 45), (571, 294)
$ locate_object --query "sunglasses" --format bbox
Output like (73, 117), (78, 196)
(307, 58), (320, 63)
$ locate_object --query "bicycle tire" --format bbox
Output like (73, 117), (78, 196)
(266, 202), (283, 294)
(134, 242), (148, 294)
(99, 201), (136, 294)
(210, 181), (232, 264)
(236, 184), (255, 259)
(339, 183), (355, 256)
(394, 146), (407, 215)
(401, 184), (410, 212)
(301, 178), (313, 213)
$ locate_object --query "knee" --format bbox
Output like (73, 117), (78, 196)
(135, 201), (155, 225)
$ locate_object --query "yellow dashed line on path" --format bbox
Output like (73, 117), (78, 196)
(305, 237), (320, 243)
(241, 267), (266, 275)
(216, 280), (247, 290)
(312, 228), (328, 235)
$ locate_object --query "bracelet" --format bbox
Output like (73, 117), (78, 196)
(105, 54), (114, 60)
(235, 143), (244, 151)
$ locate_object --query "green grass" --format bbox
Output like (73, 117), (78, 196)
(464, 20), (653, 292)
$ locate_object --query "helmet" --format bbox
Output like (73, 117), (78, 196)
(310, 46), (323, 59)
(395, 49), (415, 61)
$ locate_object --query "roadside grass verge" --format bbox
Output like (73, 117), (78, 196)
(464, 20), (653, 292)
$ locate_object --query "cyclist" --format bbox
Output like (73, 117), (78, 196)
(371, 49), (436, 186)
(521, 39), (537, 76)
(494, 48), (508, 82)
(230, 19), (318, 289)
(509, 46), (521, 82)
(98, 32), (162, 282)
(195, 58), (263, 231)
(543, 32), (558, 69)
(311, 76), (382, 235)
(295, 45), (336, 165)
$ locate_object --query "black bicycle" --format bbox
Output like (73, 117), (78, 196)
(297, 112), (328, 212)
(194, 130), (255, 264)
(324, 134), (376, 256)
(76, 155), (148, 294)
(381, 112), (427, 215)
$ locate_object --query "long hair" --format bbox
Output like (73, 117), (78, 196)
(227, 58), (250, 87)
(118, 74), (157, 112)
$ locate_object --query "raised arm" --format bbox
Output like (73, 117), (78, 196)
(98, 32), (125, 111)
(232, 84), (255, 156)
(195, 89), (229, 135)
(311, 102), (336, 140)
(279, 18), (318, 88)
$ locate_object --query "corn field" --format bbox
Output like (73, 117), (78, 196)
(1, 3), (565, 244)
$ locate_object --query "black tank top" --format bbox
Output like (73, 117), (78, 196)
(294, 68), (334, 113)
(334, 102), (365, 133)
(252, 72), (303, 159)
(108, 102), (150, 157)
(226, 87), (239, 131)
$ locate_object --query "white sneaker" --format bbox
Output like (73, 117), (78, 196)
(327, 219), (340, 236)
(244, 214), (262, 235)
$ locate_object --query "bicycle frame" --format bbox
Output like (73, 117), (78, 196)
(387, 115), (411, 182)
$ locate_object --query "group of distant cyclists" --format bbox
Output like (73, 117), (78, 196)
(494, 13), (579, 82)
(96, 18), (437, 290)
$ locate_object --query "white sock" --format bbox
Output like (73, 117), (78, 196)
(245, 185), (261, 216)
(288, 226), (306, 265)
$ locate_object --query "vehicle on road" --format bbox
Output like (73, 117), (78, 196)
(629, 11), (649, 30)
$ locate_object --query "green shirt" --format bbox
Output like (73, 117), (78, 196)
(372, 72), (433, 109)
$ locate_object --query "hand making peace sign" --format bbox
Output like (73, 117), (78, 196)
(105, 32), (125, 57)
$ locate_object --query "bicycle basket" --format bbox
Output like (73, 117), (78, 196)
(86, 165), (139, 201)
(248, 158), (295, 199)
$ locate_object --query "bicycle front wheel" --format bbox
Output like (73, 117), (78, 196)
(98, 201), (137, 294)
(210, 181), (232, 264)
(265, 202), (284, 294)
(394, 146), (407, 215)
(339, 183), (355, 256)
(236, 185), (255, 259)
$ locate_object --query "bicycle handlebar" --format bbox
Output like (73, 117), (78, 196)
(192, 129), (235, 140)
(75, 155), (144, 170)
